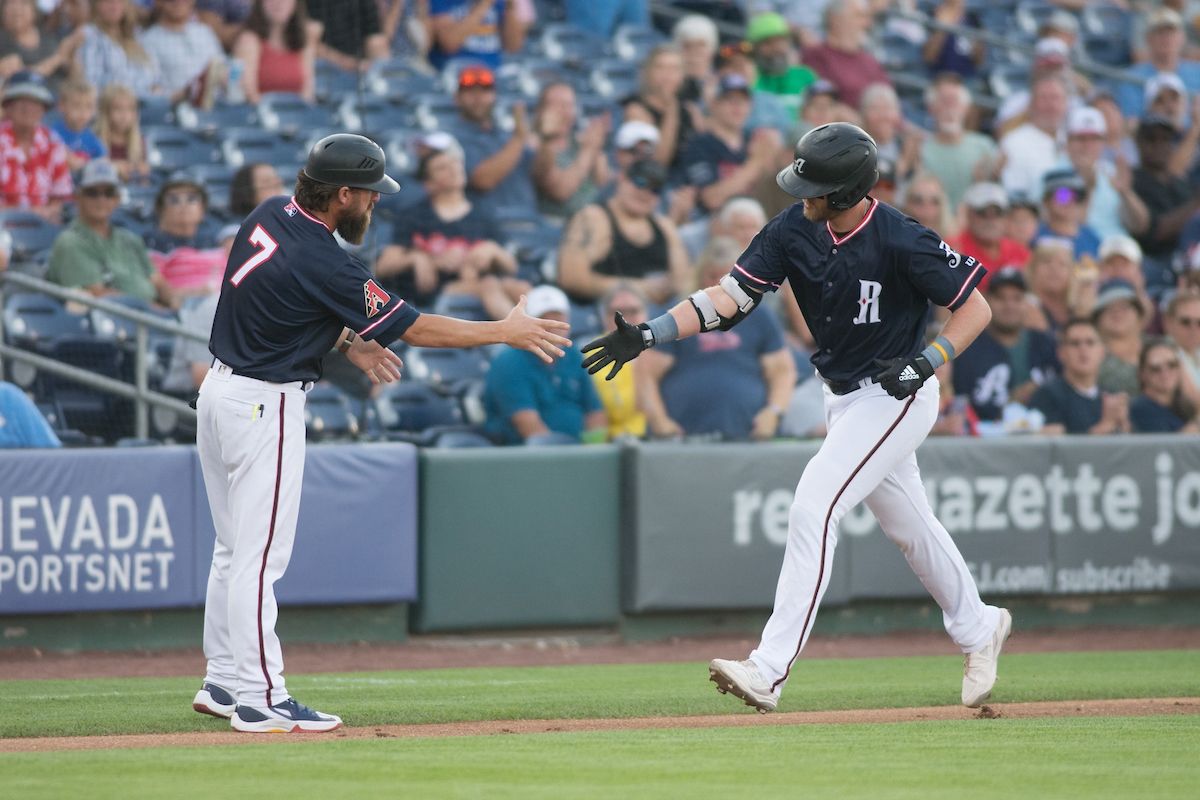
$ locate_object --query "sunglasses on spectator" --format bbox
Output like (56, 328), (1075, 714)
(909, 194), (942, 205)
(629, 173), (664, 193)
(81, 186), (118, 198)
(1145, 359), (1181, 373)
(1064, 337), (1101, 348)
(718, 41), (753, 60)
(459, 69), (496, 89)
(1174, 316), (1200, 328)
(166, 192), (203, 206)
(1051, 187), (1084, 204)
(971, 205), (1005, 218)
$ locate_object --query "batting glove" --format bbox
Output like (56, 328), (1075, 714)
(874, 355), (935, 400)
(582, 312), (653, 381)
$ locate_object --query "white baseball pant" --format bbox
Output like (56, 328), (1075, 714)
(750, 376), (1003, 693)
(196, 360), (309, 709)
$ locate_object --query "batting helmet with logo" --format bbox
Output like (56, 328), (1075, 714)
(302, 133), (400, 194)
(776, 123), (878, 210)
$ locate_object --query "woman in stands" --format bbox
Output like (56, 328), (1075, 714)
(232, 0), (317, 105)
(75, 0), (163, 98)
(1131, 337), (1200, 432)
(95, 83), (149, 183)
(622, 44), (696, 170)
(1023, 237), (1085, 334)
(0, 0), (81, 84)
(898, 171), (956, 239)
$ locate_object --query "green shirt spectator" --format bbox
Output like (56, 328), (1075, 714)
(747, 12), (816, 119)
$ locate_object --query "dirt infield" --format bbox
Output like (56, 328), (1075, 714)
(1, 698), (1196, 753)
(3, 625), (1199, 681)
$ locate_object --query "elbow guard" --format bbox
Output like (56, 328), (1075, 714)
(688, 275), (762, 332)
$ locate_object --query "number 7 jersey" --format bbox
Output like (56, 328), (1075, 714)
(209, 195), (420, 383)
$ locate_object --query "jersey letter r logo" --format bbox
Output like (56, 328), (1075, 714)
(852, 279), (882, 325)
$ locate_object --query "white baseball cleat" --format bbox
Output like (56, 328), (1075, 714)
(192, 682), (236, 719)
(709, 658), (779, 713)
(231, 698), (343, 733)
(962, 608), (1013, 708)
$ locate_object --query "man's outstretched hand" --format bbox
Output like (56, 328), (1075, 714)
(582, 312), (651, 380)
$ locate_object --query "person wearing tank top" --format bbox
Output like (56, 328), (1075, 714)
(558, 158), (691, 306)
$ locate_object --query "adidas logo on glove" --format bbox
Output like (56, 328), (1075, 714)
(899, 365), (920, 382)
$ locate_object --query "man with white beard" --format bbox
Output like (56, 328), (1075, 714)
(918, 75), (998, 210)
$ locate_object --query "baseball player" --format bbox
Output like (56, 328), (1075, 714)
(583, 123), (1012, 712)
(191, 134), (570, 733)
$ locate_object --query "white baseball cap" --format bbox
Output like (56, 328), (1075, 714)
(1145, 72), (1186, 104)
(1099, 233), (1142, 264)
(1034, 37), (1070, 64)
(1067, 106), (1107, 137)
(962, 182), (1009, 211)
(525, 285), (571, 318)
(615, 120), (661, 151)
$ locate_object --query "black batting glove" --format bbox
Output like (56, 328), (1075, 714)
(582, 312), (652, 381)
(873, 355), (935, 400)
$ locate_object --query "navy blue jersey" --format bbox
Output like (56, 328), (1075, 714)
(733, 199), (987, 383)
(680, 133), (747, 211)
(951, 328), (1059, 421)
(209, 196), (421, 383)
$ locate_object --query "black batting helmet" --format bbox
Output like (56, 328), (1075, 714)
(776, 123), (878, 210)
(302, 133), (400, 194)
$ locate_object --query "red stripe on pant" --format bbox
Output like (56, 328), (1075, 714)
(771, 394), (917, 692)
(257, 393), (286, 708)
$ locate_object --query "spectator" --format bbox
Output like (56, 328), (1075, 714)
(1030, 318), (1131, 435)
(48, 78), (104, 172)
(1093, 278), (1148, 395)
(792, 78), (858, 140)
(378, 0), (432, 60)
(0, 0), (80, 83)
(1024, 237), (1078, 333)
(801, 0), (890, 110)
(197, 0), (253, 50)
(1164, 289), (1200, 389)
(1144, 72), (1189, 135)
(0, 70), (72, 220)
(557, 158), (689, 305)
(94, 82), (149, 183)
(1089, 89), (1137, 167)
(999, 73), (1068, 198)
(952, 267), (1058, 424)
(717, 37), (792, 137)
(140, 0), (224, 104)
(1056, 106), (1149, 242)
(1118, 8), (1200, 120)
(1073, 234), (1153, 333)
(622, 44), (693, 170)
(637, 235), (797, 440)
(452, 64), (536, 216)
(745, 11), (816, 121)
(611, 119), (658, 171)
(920, 0), (984, 80)
(305, 0), (389, 71)
(232, 0), (317, 104)
(229, 161), (285, 218)
(46, 158), (174, 307)
(995, 37), (1089, 131)
(144, 170), (224, 298)
(589, 283), (649, 440)
(1007, 192), (1040, 247)
(531, 81), (611, 221)
(1131, 115), (1199, 296)
(1131, 337), (1199, 432)
(76, 0), (163, 98)
(680, 74), (781, 217)
(951, 183), (1031, 291)
(428, 0), (529, 72)
(673, 14), (719, 107)
(0, 382), (61, 448)
(162, 289), (219, 392)
(1036, 170), (1101, 260)
(680, 194), (767, 263)
(483, 284), (607, 445)
(919, 75), (997, 211)
(374, 147), (525, 317)
(898, 172), (955, 239)
(563, 0), (647, 39)
(860, 83), (919, 191)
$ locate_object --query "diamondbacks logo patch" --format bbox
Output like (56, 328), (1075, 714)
(363, 279), (390, 318)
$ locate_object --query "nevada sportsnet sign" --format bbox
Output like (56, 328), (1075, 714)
(0, 448), (197, 613)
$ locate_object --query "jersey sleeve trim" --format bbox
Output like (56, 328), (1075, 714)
(947, 262), (986, 310)
(358, 299), (407, 337)
(733, 263), (780, 289)
(289, 196), (333, 232)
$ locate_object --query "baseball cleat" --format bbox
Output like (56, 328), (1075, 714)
(231, 698), (343, 733)
(192, 682), (237, 719)
(962, 608), (1013, 708)
(709, 658), (778, 713)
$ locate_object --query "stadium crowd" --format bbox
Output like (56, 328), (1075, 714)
(3, 0), (1200, 447)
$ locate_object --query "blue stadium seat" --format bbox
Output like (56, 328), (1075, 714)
(305, 382), (360, 441)
(339, 96), (419, 134)
(569, 301), (602, 341)
(378, 381), (464, 431)
(144, 126), (219, 172)
(315, 60), (363, 104)
(513, 56), (591, 98)
(1082, 4), (1131, 39)
(3, 292), (90, 349)
(0, 210), (61, 263)
(188, 163), (237, 216)
(219, 127), (299, 168)
(367, 57), (437, 100)
(989, 63), (1032, 100)
(879, 31), (924, 72)
(379, 131), (422, 176)
(590, 59), (640, 100)
(38, 336), (131, 441)
(414, 93), (465, 132)
(1014, 2), (1067, 38)
(538, 23), (610, 67)
(175, 102), (259, 137)
(431, 428), (494, 448)
(257, 92), (338, 137)
(138, 96), (175, 127)
(432, 293), (488, 322)
(403, 346), (490, 391)
(612, 24), (665, 62)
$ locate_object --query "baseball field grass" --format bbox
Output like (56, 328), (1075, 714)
(1, 649), (1197, 798)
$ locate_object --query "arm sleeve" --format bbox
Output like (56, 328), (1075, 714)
(729, 211), (788, 293)
(317, 259), (421, 346)
(905, 227), (987, 310)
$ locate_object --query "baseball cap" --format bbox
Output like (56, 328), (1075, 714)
(1145, 72), (1186, 104)
(157, 169), (208, 208)
(962, 182), (1009, 211)
(1008, 192), (1040, 212)
(716, 73), (752, 98)
(614, 120), (660, 151)
(1034, 37), (1070, 65)
(1138, 114), (1181, 138)
(1067, 106), (1107, 137)
(78, 158), (121, 189)
(525, 285), (570, 319)
(625, 157), (667, 193)
(1099, 233), (1142, 263)
(1093, 278), (1146, 318)
(806, 78), (839, 101)
(988, 266), (1027, 293)
(1, 69), (53, 107)
(1148, 7), (1184, 31)
(457, 65), (495, 90)
(1043, 10), (1079, 35)
(746, 12), (790, 44)
(1042, 169), (1087, 199)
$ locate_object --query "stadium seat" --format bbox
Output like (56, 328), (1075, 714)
(339, 96), (419, 134)
(612, 24), (665, 62)
(378, 381), (464, 431)
(1014, 2), (1067, 38)
(590, 60), (640, 100)
(879, 31), (924, 72)
(989, 63), (1032, 100)
(403, 346), (490, 392)
(174, 102), (259, 137)
(0, 210), (61, 263)
(432, 293), (488, 322)
(219, 127), (299, 168)
(257, 92), (338, 137)
(305, 382), (360, 441)
(38, 336), (131, 441)
(569, 301), (602, 342)
(1082, 34), (1130, 68)
(188, 163), (237, 216)
(538, 23), (609, 67)
(431, 428), (494, 448)
(513, 56), (591, 98)
(415, 93), (465, 132)
(379, 131), (422, 176)
(144, 126), (219, 172)
(138, 96), (175, 127)
(315, 60), (363, 104)
(367, 56), (436, 100)
(3, 292), (90, 350)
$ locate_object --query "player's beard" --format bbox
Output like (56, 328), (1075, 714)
(801, 197), (834, 222)
(337, 204), (372, 245)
